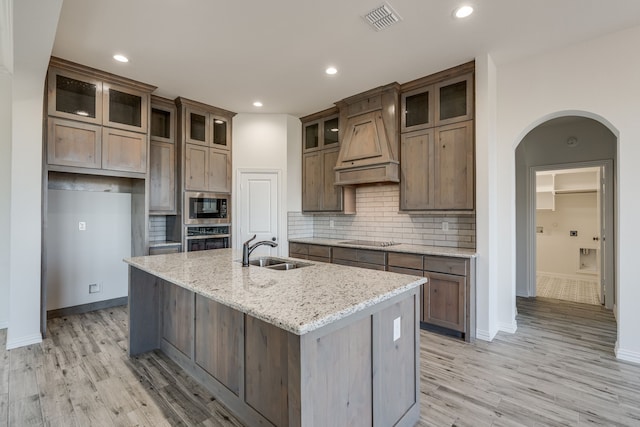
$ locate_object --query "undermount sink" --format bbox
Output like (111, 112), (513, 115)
(249, 257), (288, 267)
(248, 257), (311, 270)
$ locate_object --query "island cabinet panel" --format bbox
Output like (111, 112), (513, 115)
(373, 295), (418, 427)
(245, 316), (289, 427)
(161, 281), (194, 357)
(194, 295), (243, 396)
(298, 316), (372, 427)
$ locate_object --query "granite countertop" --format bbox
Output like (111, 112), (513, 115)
(124, 249), (425, 335)
(289, 237), (477, 258)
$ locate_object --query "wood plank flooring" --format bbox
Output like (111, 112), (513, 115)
(1, 297), (639, 426)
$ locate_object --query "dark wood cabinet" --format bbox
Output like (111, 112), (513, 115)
(149, 96), (177, 214)
(301, 108), (345, 212)
(177, 98), (234, 194)
(423, 272), (466, 332)
(45, 57), (155, 178)
(332, 247), (386, 271)
(400, 63), (475, 212)
(289, 243), (331, 262)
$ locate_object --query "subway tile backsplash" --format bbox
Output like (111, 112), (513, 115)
(149, 216), (167, 242)
(288, 184), (476, 249)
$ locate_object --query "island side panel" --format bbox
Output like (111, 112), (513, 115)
(128, 266), (161, 356)
(245, 315), (289, 427)
(161, 280), (194, 358)
(372, 292), (419, 427)
(194, 294), (244, 396)
(297, 316), (373, 426)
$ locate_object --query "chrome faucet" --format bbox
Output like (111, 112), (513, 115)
(242, 234), (278, 267)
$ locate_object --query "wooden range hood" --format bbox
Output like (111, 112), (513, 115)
(334, 83), (400, 186)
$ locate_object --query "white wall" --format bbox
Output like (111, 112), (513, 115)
(46, 190), (131, 310)
(232, 113), (301, 256)
(494, 25), (640, 363)
(0, 18), (13, 329)
(537, 193), (598, 278)
(6, 0), (62, 348)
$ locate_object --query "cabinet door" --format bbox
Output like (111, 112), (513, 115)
(303, 121), (321, 152)
(423, 272), (466, 332)
(211, 115), (230, 151)
(47, 68), (102, 125)
(185, 107), (210, 146)
(149, 141), (176, 213)
(185, 143), (209, 191)
(103, 83), (148, 133)
(401, 85), (434, 132)
(321, 148), (342, 211)
(434, 120), (474, 209)
(47, 118), (102, 169)
(208, 148), (231, 193)
(161, 281), (193, 357)
(302, 151), (321, 211)
(150, 104), (176, 144)
(102, 127), (147, 174)
(435, 73), (473, 126)
(400, 129), (435, 210)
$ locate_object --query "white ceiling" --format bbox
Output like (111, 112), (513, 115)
(52, 0), (640, 117)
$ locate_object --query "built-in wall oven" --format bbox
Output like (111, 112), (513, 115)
(184, 192), (229, 225)
(185, 224), (230, 252)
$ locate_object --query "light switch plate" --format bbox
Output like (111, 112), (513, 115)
(79, 221), (86, 231)
(393, 316), (401, 341)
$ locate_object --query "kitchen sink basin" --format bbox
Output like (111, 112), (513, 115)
(249, 257), (288, 267)
(248, 257), (311, 270)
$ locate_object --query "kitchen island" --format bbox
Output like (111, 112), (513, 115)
(124, 249), (426, 427)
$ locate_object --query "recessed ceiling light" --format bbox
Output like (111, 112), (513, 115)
(326, 67), (338, 75)
(253, 101), (263, 107)
(454, 5), (473, 18)
(113, 54), (129, 63)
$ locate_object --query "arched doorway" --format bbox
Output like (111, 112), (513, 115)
(515, 115), (617, 310)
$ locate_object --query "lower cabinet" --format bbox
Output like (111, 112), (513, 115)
(332, 247), (386, 271)
(423, 271), (466, 332)
(289, 242), (331, 262)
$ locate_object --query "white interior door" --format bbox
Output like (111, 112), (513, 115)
(237, 171), (279, 257)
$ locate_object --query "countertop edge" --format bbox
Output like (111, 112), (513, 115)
(288, 238), (477, 258)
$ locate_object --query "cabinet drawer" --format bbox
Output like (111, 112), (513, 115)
(332, 247), (357, 262)
(388, 253), (423, 270)
(387, 266), (423, 276)
(308, 255), (330, 263)
(424, 256), (468, 276)
(358, 249), (386, 266)
(289, 243), (308, 257)
(308, 244), (331, 258)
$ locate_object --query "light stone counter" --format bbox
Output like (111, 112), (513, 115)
(289, 237), (477, 258)
(124, 248), (426, 335)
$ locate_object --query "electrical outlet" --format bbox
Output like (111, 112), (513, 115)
(89, 283), (100, 294)
(78, 221), (86, 231)
(393, 316), (401, 341)
(442, 222), (449, 231)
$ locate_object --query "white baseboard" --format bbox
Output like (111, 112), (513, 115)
(615, 341), (640, 365)
(6, 333), (42, 350)
(475, 327), (498, 342)
(498, 320), (518, 334)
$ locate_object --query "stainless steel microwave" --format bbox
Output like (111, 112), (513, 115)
(184, 192), (230, 225)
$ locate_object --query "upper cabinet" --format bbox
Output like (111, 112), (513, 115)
(301, 108), (346, 212)
(400, 62), (475, 211)
(401, 70), (474, 133)
(45, 57), (156, 178)
(177, 97), (235, 194)
(149, 96), (178, 214)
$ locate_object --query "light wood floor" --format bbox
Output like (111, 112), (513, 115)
(1, 298), (639, 426)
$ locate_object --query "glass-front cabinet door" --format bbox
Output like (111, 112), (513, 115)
(47, 68), (102, 125)
(150, 101), (176, 144)
(401, 86), (433, 132)
(212, 115), (230, 150)
(103, 83), (148, 133)
(304, 122), (320, 151)
(186, 107), (210, 146)
(323, 116), (339, 147)
(434, 73), (473, 126)
(302, 113), (339, 153)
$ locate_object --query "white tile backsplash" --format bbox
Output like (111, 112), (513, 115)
(149, 216), (167, 242)
(288, 184), (476, 249)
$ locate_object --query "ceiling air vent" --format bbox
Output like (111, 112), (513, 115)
(363, 2), (402, 31)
